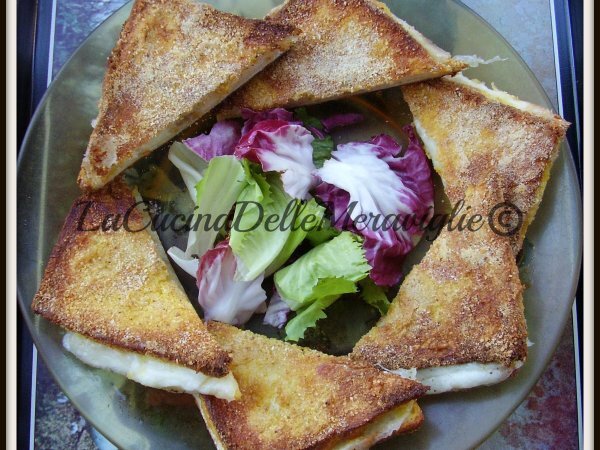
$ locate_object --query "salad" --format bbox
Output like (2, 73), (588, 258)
(166, 107), (434, 341)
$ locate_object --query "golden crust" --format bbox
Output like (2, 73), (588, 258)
(78, 0), (298, 190)
(31, 179), (230, 377)
(218, 0), (466, 116)
(198, 398), (424, 450)
(199, 322), (427, 450)
(352, 184), (528, 370)
(394, 401), (424, 435)
(402, 75), (570, 253)
(319, 400), (424, 449)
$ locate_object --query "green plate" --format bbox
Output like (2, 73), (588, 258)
(17, 1), (582, 449)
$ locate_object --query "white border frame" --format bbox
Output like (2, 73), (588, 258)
(549, 1), (583, 447)
(27, 1), (58, 448)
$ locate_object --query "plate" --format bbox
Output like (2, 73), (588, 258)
(17, 0), (582, 449)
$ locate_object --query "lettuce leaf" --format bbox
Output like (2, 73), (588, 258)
(274, 232), (370, 312)
(279, 235), (383, 341)
(284, 295), (338, 342)
(264, 198), (325, 276)
(359, 278), (390, 315)
(294, 108), (364, 139)
(185, 156), (246, 258)
(168, 142), (208, 201)
(166, 246), (199, 278)
(229, 171), (295, 281)
(306, 217), (341, 247)
(311, 136), (334, 168)
(294, 107), (324, 131)
(229, 161), (326, 280)
(228, 161), (268, 252)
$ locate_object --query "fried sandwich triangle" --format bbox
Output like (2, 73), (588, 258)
(79, 0), (298, 190)
(196, 321), (427, 450)
(352, 183), (528, 394)
(401, 73), (569, 253)
(218, 0), (467, 116)
(32, 179), (239, 400)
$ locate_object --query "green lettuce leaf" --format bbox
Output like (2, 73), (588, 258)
(284, 295), (338, 342)
(228, 161), (269, 252)
(293, 107), (334, 167)
(274, 232), (371, 311)
(294, 107), (323, 130)
(185, 156), (246, 258)
(359, 278), (391, 315)
(264, 199), (325, 276)
(229, 169), (296, 281)
(311, 136), (334, 168)
(305, 216), (340, 246)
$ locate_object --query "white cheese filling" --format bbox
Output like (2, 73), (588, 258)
(332, 401), (416, 450)
(195, 393), (417, 450)
(446, 73), (559, 120)
(63, 332), (240, 401)
(392, 361), (524, 394)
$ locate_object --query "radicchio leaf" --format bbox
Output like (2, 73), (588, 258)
(235, 120), (318, 200)
(322, 113), (364, 131)
(263, 290), (292, 329)
(196, 240), (266, 325)
(241, 108), (298, 135)
(184, 120), (241, 161)
(315, 126), (434, 286)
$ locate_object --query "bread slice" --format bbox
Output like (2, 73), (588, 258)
(402, 74), (570, 253)
(31, 179), (239, 399)
(218, 0), (466, 117)
(352, 183), (528, 394)
(78, 0), (298, 190)
(196, 322), (427, 449)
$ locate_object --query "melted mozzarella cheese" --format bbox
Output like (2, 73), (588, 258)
(332, 401), (416, 450)
(448, 73), (558, 120)
(392, 361), (524, 394)
(63, 333), (240, 401)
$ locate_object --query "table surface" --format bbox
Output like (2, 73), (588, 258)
(29, 0), (579, 449)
